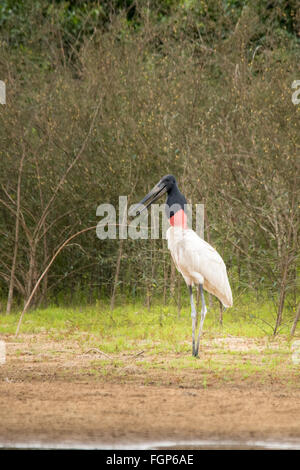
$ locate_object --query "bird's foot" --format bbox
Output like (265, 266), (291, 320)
(192, 340), (199, 357)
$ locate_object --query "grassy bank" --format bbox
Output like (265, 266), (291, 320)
(0, 297), (298, 340)
(0, 299), (298, 388)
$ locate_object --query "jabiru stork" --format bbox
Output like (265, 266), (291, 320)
(130, 174), (233, 357)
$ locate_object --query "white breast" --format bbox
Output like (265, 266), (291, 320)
(166, 227), (233, 307)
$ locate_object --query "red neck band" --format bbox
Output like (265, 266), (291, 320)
(169, 209), (187, 229)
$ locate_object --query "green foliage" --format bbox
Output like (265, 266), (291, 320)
(0, 301), (298, 384)
(0, 0), (299, 335)
(0, 296), (297, 338)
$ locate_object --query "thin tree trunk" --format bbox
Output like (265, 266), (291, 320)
(204, 207), (213, 308)
(40, 231), (48, 306)
(110, 239), (123, 310)
(237, 246), (241, 284)
(170, 260), (176, 300)
(88, 269), (94, 304)
(273, 260), (289, 335)
(35, 156), (48, 307)
(163, 254), (168, 305)
(26, 244), (37, 306)
(273, 184), (295, 335)
(146, 284), (151, 311)
(6, 150), (25, 314)
(291, 303), (300, 337)
(145, 240), (156, 311)
(110, 190), (136, 311)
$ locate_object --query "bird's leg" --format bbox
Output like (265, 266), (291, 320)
(219, 300), (223, 326)
(189, 285), (198, 357)
(195, 284), (207, 356)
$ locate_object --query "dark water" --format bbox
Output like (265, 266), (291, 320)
(1, 439), (300, 450)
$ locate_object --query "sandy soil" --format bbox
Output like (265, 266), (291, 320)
(0, 334), (299, 449)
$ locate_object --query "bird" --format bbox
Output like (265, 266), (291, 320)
(130, 174), (233, 357)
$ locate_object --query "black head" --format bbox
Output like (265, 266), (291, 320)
(129, 174), (179, 217)
(157, 174), (177, 193)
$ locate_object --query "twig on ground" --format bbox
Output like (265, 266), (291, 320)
(84, 348), (113, 359)
(131, 350), (145, 358)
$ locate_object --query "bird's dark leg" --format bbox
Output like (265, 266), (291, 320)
(195, 284), (207, 356)
(189, 285), (198, 356)
(219, 300), (223, 326)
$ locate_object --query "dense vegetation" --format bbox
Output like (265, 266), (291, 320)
(0, 0), (299, 335)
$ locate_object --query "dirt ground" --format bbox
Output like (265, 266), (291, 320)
(0, 334), (299, 449)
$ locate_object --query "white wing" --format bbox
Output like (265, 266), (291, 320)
(167, 228), (233, 308)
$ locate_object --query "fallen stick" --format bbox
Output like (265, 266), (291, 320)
(131, 350), (145, 358)
(83, 348), (112, 360)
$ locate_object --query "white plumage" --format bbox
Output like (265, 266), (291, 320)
(166, 226), (233, 308)
(131, 173), (233, 356)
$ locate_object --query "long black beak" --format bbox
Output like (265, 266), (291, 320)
(129, 180), (168, 217)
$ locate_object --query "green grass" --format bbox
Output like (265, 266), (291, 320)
(0, 298), (298, 385)
(0, 297), (298, 344)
